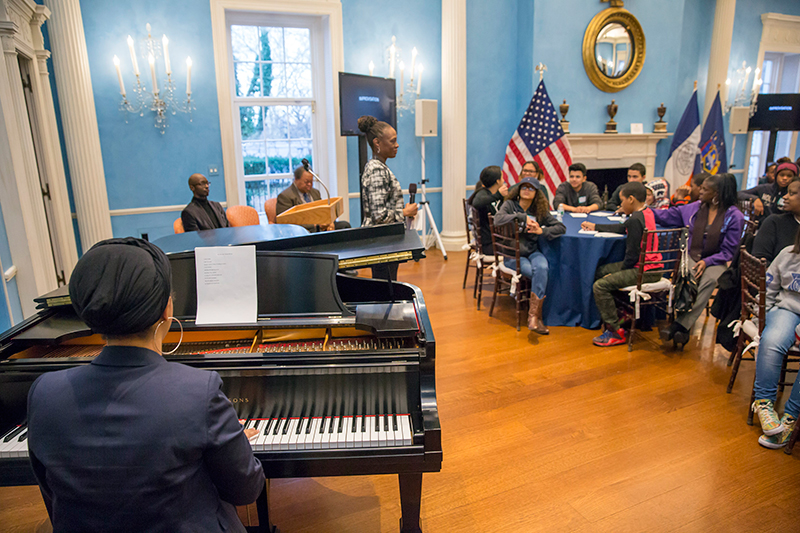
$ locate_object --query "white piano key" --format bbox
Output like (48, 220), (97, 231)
(367, 416), (379, 447)
(10, 432), (28, 458)
(313, 418), (326, 449)
(386, 415), (396, 447)
(337, 417), (350, 449)
(353, 416), (363, 448)
(280, 419), (298, 450)
(399, 415), (412, 446)
(324, 417), (338, 449)
(346, 417), (356, 448)
(305, 418), (320, 450)
(377, 415), (387, 447)
(270, 419), (287, 451)
(289, 418), (306, 450)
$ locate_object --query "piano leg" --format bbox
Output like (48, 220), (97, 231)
(398, 473), (423, 533)
(251, 479), (280, 533)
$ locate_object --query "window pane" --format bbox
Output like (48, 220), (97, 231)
(263, 106), (288, 140)
(242, 142), (266, 176)
(290, 141), (313, 171)
(231, 25), (259, 62)
(235, 62), (260, 97)
(246, 178), (293, 212)
(284, 28), (311, 63)
(287, 106), (312, 139)
(240, 106), (263, 141)
(263, 63), (285, 97)
(266, 141), (290, 174)
(284, 63), (312, 97)
(260, 27), (284, 63)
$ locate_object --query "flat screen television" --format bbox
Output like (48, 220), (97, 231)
(339, 72), (397, 136)
(748, 93), (800, 131)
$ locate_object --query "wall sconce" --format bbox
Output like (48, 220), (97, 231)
(368, 36), (424, 116)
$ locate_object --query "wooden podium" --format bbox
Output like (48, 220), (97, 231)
(275, 196), (343, 226)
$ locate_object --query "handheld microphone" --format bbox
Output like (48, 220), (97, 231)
(302, 158), (310, 171)
(408, 183), (417, 204)
(300, 158), (331, 204)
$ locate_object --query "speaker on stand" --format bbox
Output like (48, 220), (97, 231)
(413, 99), (447, 259)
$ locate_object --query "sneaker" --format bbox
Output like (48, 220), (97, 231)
(752, 399), (784, 436)
(758, 414), (797, 449)
(593, 327), (626, 347)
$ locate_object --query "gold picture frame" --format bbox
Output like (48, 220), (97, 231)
(582, 7), (646, 93)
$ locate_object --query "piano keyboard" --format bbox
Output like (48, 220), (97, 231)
(243, 415), (413, 451)
(0, 415), (413, 459)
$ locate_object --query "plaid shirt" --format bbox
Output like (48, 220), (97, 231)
(361, 158), (404, 226)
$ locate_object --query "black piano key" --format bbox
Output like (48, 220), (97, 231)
(384, 414), (389, 432)
(361, 415), (366, 432)
(306, 417), (315, 435)
(3, 424), (25, 443)
(351, 415), (358, 433)
(328, 416), (336, 434)
(393, 413), (399, 432)
(295, 418), (305, 435)
(18, 430), (28, 442)
(282, 418), (291, 435)
(337, 416), (344, 433)
(253, 419), (261, 430)
(319, 417), (327, 434)
(273, 418), (285, 436)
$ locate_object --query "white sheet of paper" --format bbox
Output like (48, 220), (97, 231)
(195, 245), (257, 325)
(631, 123), (644, 134)
(590, 211), (614, 217)
(578, 229), (598, 235)
(595, 232), (623, 238)
(569, 213), (588, 218)
(607, 216), (625, 222)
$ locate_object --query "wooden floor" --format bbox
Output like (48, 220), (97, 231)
(3, 250), (800, 532)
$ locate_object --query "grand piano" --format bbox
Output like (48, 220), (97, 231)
(0, 224), (441, 533)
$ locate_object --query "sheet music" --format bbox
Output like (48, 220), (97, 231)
(195, 246), (258, 325)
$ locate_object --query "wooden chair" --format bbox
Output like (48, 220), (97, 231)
(462, 199), (478, 290)
(226, 205), (260, 227)
(615, 227), (688, 351)
(738, 198), (755, 221)
(467, 204), (496, 310)
(487, 214), (530, 331)
(743, 218), (758, 238)
(726, 247), (765, 393)
(264, 198), (278, 224)
(173, 218), (185, 234)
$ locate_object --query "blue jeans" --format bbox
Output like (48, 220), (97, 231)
(504, 251), (549, 298)
(754, 307), (800, 418)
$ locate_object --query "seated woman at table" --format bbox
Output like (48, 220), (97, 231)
(553, 163), (602, 214)
(494, 177), (566, 334)
(750, 228), (800, 449)
(520, 160), (552, 208)
(752, 178), (800, 265)
(655, 173), (744, 348)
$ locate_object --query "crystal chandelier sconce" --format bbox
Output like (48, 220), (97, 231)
(724, 61), (763, 117)
(369, 36), (424, 116)
(112, 24), (194, 134)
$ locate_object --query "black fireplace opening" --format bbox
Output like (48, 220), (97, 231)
(586, 167), (628, 204)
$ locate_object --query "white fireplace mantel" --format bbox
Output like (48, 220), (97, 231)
(566, 133), (672, 179)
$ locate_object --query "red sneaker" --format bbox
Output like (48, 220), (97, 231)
(593, 327), (627, 347)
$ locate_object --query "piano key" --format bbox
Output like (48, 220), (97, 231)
(366, 416), (378, 447)
(313, 419), (326, 449)
(377, 415), (387, 447)
(386, 417), (395, 447)
(398, 415), (412, 446)
(337, 417), (351, 449)
(346, 417), (356, 448)
(2, 425), (25, 443)
(288, 419), (302, 450)
(280, 419), (297, 450)
(353, 416), (363, 447)
(307, 418), (320, 450)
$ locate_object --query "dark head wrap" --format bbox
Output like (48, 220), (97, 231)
(69, 238), (171, 336)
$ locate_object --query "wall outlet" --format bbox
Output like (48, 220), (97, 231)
(208, 165), (220, 176)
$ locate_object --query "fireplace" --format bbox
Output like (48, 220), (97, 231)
(587, 167), (627, 203)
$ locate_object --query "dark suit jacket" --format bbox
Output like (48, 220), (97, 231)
(276, 183), (322, 232)
(181, 197), (229, 232)
(27, 346), (264, 533)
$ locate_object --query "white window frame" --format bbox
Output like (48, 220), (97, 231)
(210, 0), (348, 220)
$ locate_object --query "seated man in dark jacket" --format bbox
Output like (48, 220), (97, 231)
(467, 165), (508, 255)
(181, 173), (229, 232)
(276, 166), (350, 232)
(553, 163), (602, 213)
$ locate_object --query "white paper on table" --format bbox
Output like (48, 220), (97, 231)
(195, 245), (257, 325)
(569, 213), (588, 218)
(607, 216), (625, 222)
(595, 232), (623, 238)
(590, 211), (614, 217)
(578, 229), (598, 235)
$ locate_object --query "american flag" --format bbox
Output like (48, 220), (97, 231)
(502, 80), (572, 196)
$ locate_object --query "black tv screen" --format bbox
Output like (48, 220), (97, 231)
(749, 93), (800, 131)
(339, 72), (396, 136)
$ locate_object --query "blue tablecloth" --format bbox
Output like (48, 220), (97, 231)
(539, 212), (626, 329)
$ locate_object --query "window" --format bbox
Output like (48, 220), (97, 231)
(229, 21), (319, 212)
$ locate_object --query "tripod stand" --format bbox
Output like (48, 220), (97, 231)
(415, 137), (447, 259)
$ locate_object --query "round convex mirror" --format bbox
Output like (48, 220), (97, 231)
(594, 23), (632, 79)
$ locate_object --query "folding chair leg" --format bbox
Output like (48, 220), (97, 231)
(476, 268), (483, 310)
(515, 292), (521, 332)
(628, 312), (637, 352)
(747, 374), (757, 426)
(473, 261), (480, 300)
(727, 341), (745, 394)
(489, 278), (499, 317)
(462, 254), (470, 289)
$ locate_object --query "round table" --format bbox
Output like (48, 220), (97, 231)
(539, 212), (626, 329)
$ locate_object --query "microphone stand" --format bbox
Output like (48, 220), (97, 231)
(305, 167), (331, 205)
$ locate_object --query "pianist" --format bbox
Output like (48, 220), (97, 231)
(181, 173), (229, 231)
(276, 166), (352, 232)
(26, 238), (264, 533)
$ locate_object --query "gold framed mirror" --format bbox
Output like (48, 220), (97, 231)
(582, 7), (646, 93)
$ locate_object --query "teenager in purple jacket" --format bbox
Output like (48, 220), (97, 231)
(653, 174), (744, 348)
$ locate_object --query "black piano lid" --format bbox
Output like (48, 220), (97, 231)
(152, 224), (309, 254)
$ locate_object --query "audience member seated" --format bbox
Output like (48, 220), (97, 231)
(670, 172), (709, 207)
(553, 163), (602, 213)
(646, 178), (670, 209)
(739, 161), (799, 219)
(520, 160), (551, 207)
(276, 166), (351, 232)
(655, 173), (744, 348)
(581, 182), (662, 347)
(494, 177), (566, 334)
(605, 163), (646, 212)
(27, 238), (264, 532)
(181, 173), (229, 232)
(750, 229), (800, 449)
(752, 180), (800, 265)
(468, 165), (508, 255)
(759, 162), (777, 185)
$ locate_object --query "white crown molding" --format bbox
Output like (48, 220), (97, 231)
(760, 12), (800, 54)
(566, 133), (672, 178)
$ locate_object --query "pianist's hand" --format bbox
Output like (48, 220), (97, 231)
(403, 203), (418, 217)
(244, 428), (259, 440)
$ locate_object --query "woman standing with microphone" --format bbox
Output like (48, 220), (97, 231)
(358, 115), (418, 280)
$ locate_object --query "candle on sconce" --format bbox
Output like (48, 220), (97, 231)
(369, 61), (374, 76)
(389, 42), (396, 79)
(752, 68), (761, 93)
(416, 64), (423, 95)
(723, 78), (730, 104)
(127, 35), (139, 76)
(410, 47), (417, 82)
(149, 54), (158, 94)
(186, 57), (192, 95)
(146, 23), (152, 37)
(398, 61), (405, 96)
(113, 55), (126, 96)
(162, 35), (171, 75)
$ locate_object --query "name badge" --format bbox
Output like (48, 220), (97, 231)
(579, 196), (587, 204)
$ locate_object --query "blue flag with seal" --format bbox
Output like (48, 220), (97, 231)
(663, 90), (701, 191)
(695, 91), (727, 175)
